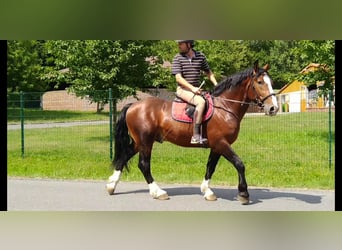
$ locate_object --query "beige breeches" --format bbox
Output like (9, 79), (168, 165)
(176, 86), (205, 124)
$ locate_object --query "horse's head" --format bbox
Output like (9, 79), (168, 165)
(248, 61), (279, 116)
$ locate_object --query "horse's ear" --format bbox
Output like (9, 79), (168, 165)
(263, 64), (270, 71)
(253, 60), (259, 74)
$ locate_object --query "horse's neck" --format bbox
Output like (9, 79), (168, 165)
(217, 86), (250, 121)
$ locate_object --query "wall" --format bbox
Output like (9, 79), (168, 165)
(42, 90), (108, 111)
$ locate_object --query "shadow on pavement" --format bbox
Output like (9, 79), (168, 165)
(114, 186), (324, 205)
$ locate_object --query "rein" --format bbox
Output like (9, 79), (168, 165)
(213, 96), (259, 106)
(209, 85), (258, 121)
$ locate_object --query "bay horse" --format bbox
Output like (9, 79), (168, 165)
(106, 61), (279, 205)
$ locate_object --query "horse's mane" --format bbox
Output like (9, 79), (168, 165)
(212, 67), (256, 97)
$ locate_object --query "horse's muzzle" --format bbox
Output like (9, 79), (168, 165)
(264, 104), (279, 116)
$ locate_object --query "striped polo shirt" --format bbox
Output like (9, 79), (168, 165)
(171, 50), (211, 87)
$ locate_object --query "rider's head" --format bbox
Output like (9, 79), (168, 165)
(176, 40), (195, 47)
(176, 40), (195, 54)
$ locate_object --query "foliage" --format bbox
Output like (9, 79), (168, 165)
(7, 40), (335, 104)
(292, 40), (335, 97)
(197, 40), (250, 79)
(7, 40), (47, 92)
(42, 40), (158, 107)
(242, 40), (308, 89)
(146, 40), (178, 90)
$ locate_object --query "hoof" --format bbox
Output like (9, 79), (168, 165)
(156, 193), (170, 200)
(150, 188), (170, 200)
(203, 188), (217, 201)
(204, 193), (217, 201)
(237, 194), (249, 205)
(106, 183), (115, 195)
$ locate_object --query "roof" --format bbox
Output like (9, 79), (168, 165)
(300, 63), (328, 74)
(278, 63), (324, 94)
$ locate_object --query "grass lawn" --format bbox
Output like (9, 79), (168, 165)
(7, 109), (335, 190)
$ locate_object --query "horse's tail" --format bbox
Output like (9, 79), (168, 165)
(113, 103), (135, 172)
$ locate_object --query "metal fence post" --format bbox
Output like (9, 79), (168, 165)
(109, 88), (113, 160)
(328, 89), (333, 170)
(20, 91), (25, 158)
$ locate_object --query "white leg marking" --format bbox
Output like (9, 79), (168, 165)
(200, 179), (210, 193)
(201, 179), (217, 201)
(109, 170), (121, 182)
(106, 170), (121, 195)
(148, 182), (169, 200)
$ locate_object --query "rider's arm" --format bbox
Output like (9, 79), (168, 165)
(206, 70), (218, 86)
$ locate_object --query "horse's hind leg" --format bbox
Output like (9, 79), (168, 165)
(201, 150), (220, 201)
(106, 170), (121, 195)
(106, 143), (136, 195)
(138, 148), (169, 200)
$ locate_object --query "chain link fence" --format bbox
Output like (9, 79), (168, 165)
(7, 89), (335, 174)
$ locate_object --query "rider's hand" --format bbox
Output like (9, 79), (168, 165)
(192, 87), (202, 95)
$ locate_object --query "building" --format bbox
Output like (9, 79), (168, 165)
(277, 63), (334, 112)
(41, 89), (175, 112)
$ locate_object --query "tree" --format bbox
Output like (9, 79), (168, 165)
(7, 40), (48, 92)
(292, 40), (335, 97)
(9, 40), (333, 106)
(43, 40), (158, 111)
(241, 40), (308, 89)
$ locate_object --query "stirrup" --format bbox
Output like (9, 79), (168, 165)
(191, 135), (208, 144)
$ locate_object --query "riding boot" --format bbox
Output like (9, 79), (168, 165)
(191, 111), (208, 144)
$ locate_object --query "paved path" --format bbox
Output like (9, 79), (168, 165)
(7, 120), (109, 130)
(8, 178), (335, 211)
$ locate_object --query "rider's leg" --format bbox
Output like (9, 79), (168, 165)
(176, 87), (207, 144)
(191, 99), (207, 144)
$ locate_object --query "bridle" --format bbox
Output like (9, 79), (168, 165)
(211, 71), (277, 109)
(248, 71), (277, 108)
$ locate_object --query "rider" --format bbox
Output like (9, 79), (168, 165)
(171, 40), (218, 144)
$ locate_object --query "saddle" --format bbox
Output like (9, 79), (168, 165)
(171, 92), (214, 123)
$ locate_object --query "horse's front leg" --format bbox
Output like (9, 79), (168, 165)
(201, 150), (221, 201)
(222, 146), (250, 205)
(138, 150), (169, 200)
